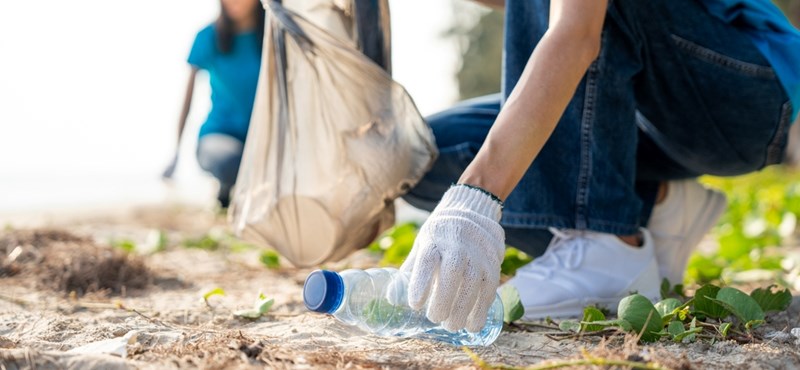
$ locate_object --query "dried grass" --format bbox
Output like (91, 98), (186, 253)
(0, 228), (152, 296)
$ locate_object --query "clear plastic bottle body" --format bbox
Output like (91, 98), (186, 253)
(330, 267), (503, 346)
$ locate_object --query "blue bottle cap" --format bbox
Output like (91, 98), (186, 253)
(303, 270), (344, 314)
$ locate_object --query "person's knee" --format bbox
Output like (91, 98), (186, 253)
(196, 134), (244, 184)
(402, 188), (439, 212)
(424, 94), (501, 149)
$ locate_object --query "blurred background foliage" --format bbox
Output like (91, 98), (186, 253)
(370, 0), (800, 289)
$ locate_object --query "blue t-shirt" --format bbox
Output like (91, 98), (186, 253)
(188, 24), (261, 142)
(702, 0), (800, 119)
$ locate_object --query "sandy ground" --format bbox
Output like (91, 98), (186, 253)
(2, 206), (800, 369)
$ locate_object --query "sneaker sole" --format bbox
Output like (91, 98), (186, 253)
(521, 291), (662, 321)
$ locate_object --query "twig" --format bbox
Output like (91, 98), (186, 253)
(729, 335), (755, 344)
(71, 301), (125, 310)
(131, 308), (179, 330)
(543, 329), (622, 341)
(635, 310), (656, 343)
(544, 334), (565, 341)
(695, 321), (719, 329)
(0, 293), (32, 307)
(512, 322), (558, 331)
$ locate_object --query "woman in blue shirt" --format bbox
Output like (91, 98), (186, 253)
(173, 0), (264, 208)
(401, 0), (800, 333)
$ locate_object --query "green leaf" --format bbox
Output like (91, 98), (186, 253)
(183, 235), (220, 251)
(501, 247), (534, 276)
(229, 241), (259, 253)
(712, 287), (765, 325)
(660, 278), (671, 300)
(684, 317), (698, 343)
(717, 228), (754, 261)
(659, 279), (687, 299)
(617, 294), (663, 342)
(674, 327), (703, 343)
(667, 321), (685, 341)
(582, 319), (633, 332)
(203, 287), (226, 302)
(693, 284), (728, 319)
(745, 319), (766, 331)
(655, 298), (682, 318)
(673, 284), (686, 299)
(234, 294), (274, 320)
(256, 297), (274, 314)
(580, 307), (606, 332)
(750, 285), (792, 313)
(499, 285), (524, 323)
(376, 223), (419, 266)
(145, 230), (169, 253)
(259, 250), (281, 269)
(686, 253), (724, 284)
(719, 322), (731, 338)
(559, 320), (581, 333)
(676, 305), (691, 322)
(111, 239), (136, 254)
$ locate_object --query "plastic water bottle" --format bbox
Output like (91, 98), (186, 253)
(303, 268), (503, 346)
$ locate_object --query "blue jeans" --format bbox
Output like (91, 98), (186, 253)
(196, 133), (244, 206)
(404, 0), (792, 257)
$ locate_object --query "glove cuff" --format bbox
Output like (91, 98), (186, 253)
(441, 184), (503, 222)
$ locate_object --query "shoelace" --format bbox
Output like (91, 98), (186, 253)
(522, 227), (588, 279)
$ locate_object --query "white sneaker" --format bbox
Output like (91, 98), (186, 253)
(502, 228), (661, 320)
(647, 180), (727, 285)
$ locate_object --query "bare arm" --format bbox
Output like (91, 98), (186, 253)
(176, 67), (198, 146)
(471, 0), (504, 9)
(459, 0), (608, 200)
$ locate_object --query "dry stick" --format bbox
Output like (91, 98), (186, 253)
(694, 321), (719, 330)
(512, 322), (558, 331)
(0, 293), (31, 307)
(130, 308), (184, 331)
(544, 328), (623, 342)
(71, 301), (126, 310)
(635, 310), (656, 343)
(693, 320), (752, 341)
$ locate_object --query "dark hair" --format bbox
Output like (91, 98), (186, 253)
(216, 1), (266, 54)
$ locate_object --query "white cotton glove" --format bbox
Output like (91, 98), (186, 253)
(401, 185), (505, 333)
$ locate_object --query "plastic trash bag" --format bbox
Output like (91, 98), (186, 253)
(229, 0), (437, 267)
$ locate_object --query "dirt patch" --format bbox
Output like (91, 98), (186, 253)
(1, 229), (152, 296)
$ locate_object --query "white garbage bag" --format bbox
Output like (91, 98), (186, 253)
(229, 0), (437, 267)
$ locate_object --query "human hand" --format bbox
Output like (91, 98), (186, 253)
(401, 185), (505, 332)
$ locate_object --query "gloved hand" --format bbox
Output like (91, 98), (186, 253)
(401, 184), (505, 333)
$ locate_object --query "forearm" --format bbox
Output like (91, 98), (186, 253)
(176, 69), (197, 145)
(459, 30), (601, 200)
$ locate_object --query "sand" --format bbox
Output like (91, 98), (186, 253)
(1, 206), (800, 369)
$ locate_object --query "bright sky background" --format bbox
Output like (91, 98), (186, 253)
(0, 0), (484, 218)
